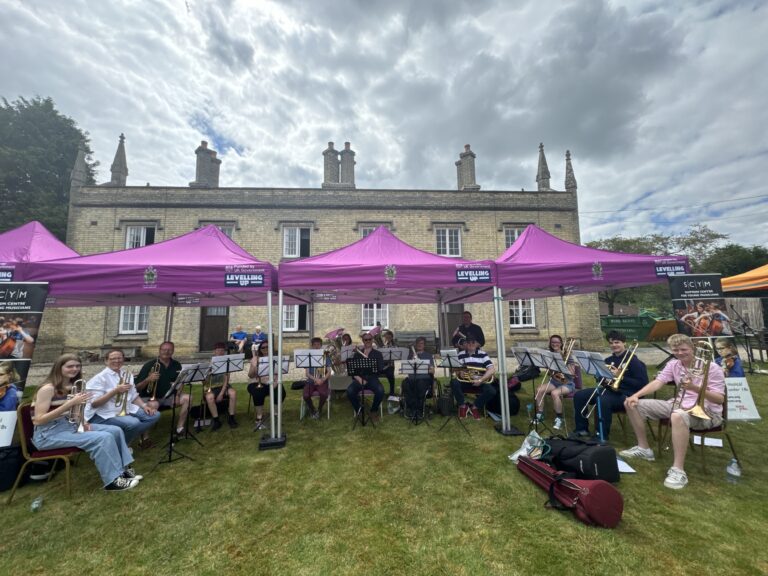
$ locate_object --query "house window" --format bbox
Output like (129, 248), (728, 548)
(282, 305), (308, 332)
(509, 299), (535, 328)
(120, 224), (155, 334)
(436, 227), (461, 257)
(283, 227), (311, 258)
(504, 227), (526, 248)
(119, 306), (149, 334)
(125, 225), (155, 249)
(362, 304), (389, 330)
(200, 222), (235, 238)
(360, 226), (377, 238)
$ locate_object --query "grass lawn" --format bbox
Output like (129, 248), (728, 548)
(2, 367), (767, 576)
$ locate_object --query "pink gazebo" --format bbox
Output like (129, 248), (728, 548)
(0, 221), (79, 281)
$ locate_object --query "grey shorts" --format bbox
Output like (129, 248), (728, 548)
(636, 398), (723, 430)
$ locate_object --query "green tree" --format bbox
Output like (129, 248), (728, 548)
(0, 96), (97, 240)
(587, 225), (728, 315)
(695, 243), (768, 277)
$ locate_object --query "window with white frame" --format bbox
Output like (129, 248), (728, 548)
(200, 222), (235, 238)
(509, 299), (535, 328)
(125, 225), (156, 249)
(362, 304), (389, 330)
(360, 226), (377, 238)
(283, 226), (311, 258)
(120, 224), (155, 334)
(119, 305), (149, 334)
(436, 227), (461, 257)
(282, 305), (308, 332)
(504, 226), (526, 248)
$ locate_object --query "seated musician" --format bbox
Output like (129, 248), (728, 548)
(0, 361), (21, 412)
(298, 337), (331, 419)
(714, 337), (744, 377)
(534, 335), (577, 430)
(229, 325), (249, 353)
(135, 341), (191, 444)
(620, 334), (725, 490)
(203, 342), (239, 430)
(450, 335), (496, 420)
(85, 349), (161, 445)
(346, 332), (385, 422)
(247, 340), (286, 431)
(401, 337), (435, 419)
(32, 354), (141, 491)
(570, 330), (648, 441)
(380, 329), (398, 398)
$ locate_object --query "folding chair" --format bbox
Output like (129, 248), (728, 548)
(6, 404), (83, 504)
(299, 389), (331, 420)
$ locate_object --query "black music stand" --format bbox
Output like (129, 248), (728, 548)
(197, 353), (244, 430)
(511, 346), (560, 435)
(729, 304), (756, 374)
(380, 347), (408, 399)
(180, 362), (207, 445)
(572, 350), (616, 443)
(153, 364), (205, 470)
(258, 356), (290, 450)
(399, 357), (432, 426)
(294, 349), (327, 420)
(347, 356), (379, 429)
(437, 350), (470, 436)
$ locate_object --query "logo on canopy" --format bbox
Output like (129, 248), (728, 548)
(591, 261), (603, 280)
(144, 266), (158, 288)
(385, 264), (397, 282)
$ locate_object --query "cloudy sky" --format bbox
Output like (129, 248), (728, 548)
(2, 0), (767, 247)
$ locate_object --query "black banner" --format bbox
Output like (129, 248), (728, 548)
(669, 274), (732, 338)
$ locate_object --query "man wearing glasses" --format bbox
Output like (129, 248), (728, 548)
(346, 332), (386, 422)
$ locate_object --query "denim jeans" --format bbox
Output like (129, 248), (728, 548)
(33, 417), (133, 487)
(572, 387), (627, 439)
(89, 408), (161, 444)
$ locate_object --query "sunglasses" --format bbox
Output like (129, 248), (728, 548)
(362, 338), (373, 342)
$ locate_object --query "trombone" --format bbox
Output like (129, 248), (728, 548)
(580, 341), (639, 419)
(674, 340), (713, 420)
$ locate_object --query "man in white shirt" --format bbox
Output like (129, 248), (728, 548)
(86, 349), (161, 444)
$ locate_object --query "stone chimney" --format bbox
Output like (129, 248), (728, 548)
(107, 133), (128, 186)
(339, 142), (356, 188)
(322, 142), (340, 188)
(189, 140), (221, 188)
(565, 150), (577, 193)
(455, 144), (481, 191)
(536, 142), (551, 191)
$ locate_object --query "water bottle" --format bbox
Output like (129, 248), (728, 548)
(30, 496), (43, 512)
(726, 458), (742, 484)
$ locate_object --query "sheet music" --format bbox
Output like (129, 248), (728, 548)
(257, 356), (290, 377)
(294, 349), (324, 369)
(210, 353), (244, 374)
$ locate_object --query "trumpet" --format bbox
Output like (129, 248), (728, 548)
(66, 378), (87, 433)
(676, 340), (714, 420)
(146, 358), (161, 401)
(580, 341), (639, 419)
(113, 371), (131, 417)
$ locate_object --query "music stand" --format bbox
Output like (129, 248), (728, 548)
(511, 347), (558, 434)
(154, 364), (206, 470)
(294, 349), (327, 419)
(346, 356), (379, 429)
(399, 358), (432, 426)
(380, 347), (409, 398)
(197, 353), (244, 430)
(437, 350), (470, 436)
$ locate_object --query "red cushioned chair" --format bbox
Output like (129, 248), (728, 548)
(6, 403), (82, 504)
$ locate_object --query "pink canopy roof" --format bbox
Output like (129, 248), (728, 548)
(495, 225), (689, 299)
(0, 221), (79, 281)
(279, 227), (496, 304)
(25, 225), (277, 307)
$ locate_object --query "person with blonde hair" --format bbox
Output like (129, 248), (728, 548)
(620, 334), (725, 490)
(714, 338), (744, 377)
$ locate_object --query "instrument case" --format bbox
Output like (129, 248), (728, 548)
(544, 437), (620, 483)
(517, 455), (624, 528)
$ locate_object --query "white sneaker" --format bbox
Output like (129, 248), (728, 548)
(664, 467), (688, 490)
(553, 417), (564, 430)
(619, 445), (656, 461)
